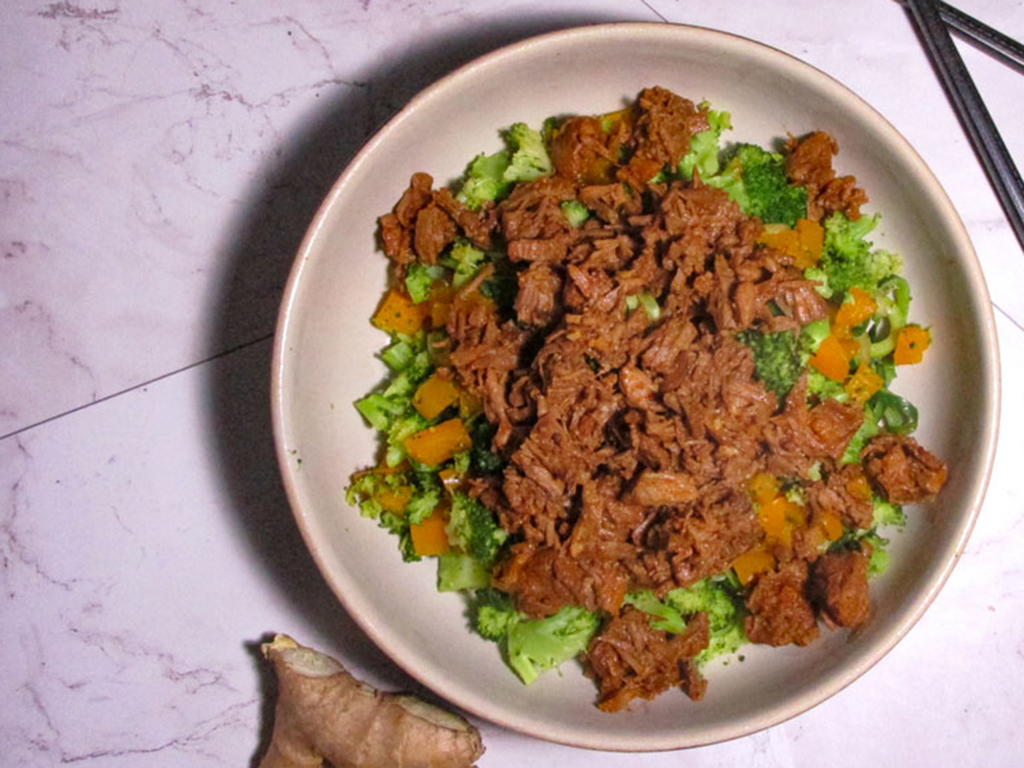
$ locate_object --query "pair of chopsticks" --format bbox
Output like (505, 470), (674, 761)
(900, 0), (1024, 252)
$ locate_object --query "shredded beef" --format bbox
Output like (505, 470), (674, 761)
(371, 86), (948, 710)
(585, 608), (710, 712)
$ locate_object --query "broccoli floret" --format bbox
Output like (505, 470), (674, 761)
(437, 552), (492, 592)
(806, 369), (848, 403)
(737, 328), (801, 402)
(840, 408), (879, 465)
(706, 144), (807, 226)
(472, 588), (522, 640)
(625, 580), (748, 667)
(807, 212), (902, 299)
(560, 200), (590, 227)
(445, 492), (508, 565)
(872, 495), (906, 528)
(503, 122), (553, 183)
(441, 239), (487, 289)
(456, 151), (511, 210)
(404, 263), (445, 304)
(862, 532), (891, 576)
(467, 416), (503, 474)
(506, 605), (600, 685)
(679, 107), (732, 179)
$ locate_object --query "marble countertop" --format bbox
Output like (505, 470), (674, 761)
(3, 0), (1023, 765)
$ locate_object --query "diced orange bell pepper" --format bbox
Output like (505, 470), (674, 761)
(809, 333), (853, 381)
(375, 486), (411, 514)
(372, 288), (427, 336)
(404, 418), (472, 467)
(894, 325), (931, 365)
(817, 511), (844, 542)
(758, 496), (789, 541)
(410, 510), (450, 556)
(412, 373), (461, 420)
(747, 472), (779, 505)
(835, 287), (878, 332)
(845, 471), (873, 500)
(438, 467), (462, 491)
(733, 548), (777, 586)
(844, 362), (884, 403)
(795, 218), (825, 268)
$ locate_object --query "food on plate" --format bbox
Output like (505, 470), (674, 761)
(258, 634), (484, 768)
(346, 86), (947, 711)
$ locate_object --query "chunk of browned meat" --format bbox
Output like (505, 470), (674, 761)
(585, 608), (709, 712)
(394, 171), (434, 226)
(633, 86), (709, 168)
(862, 433), (948, 504)
(515, 264), (563, 326)
(785, 131), (867, 221)
(627, 470), (698, 506)
(498, 176), (577, 241)
(744, 561), (820, 647)
(550, 116), (621, 184)
(809, 549), (871, 628)
(578, 183), (641, 224)
(413, 203), (457, 265)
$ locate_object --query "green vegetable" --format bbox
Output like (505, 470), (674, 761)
(862, 532), (890, 576)
(626, 292), (662, 322)
(799, 319), (831, 360)
(737, 328), (802, 402)
(679, 107), (732, 179)
(506, 605), (600, 685)
(705, 144), (807, 227)
(405, 263), (445, 304)
(502, 122), (553, 183)
(468, 416), (503, 474)
(805, 212), (902, 299)
(437, 552), (492, 592)
(840, 408), (879, 465)
(806, 369), (848, 403)
(560, 199), (590, 227)
(380, 337), (416, 371)
(625, 579), (747, 667)
(872, 495), (906, 528)
(442, 239), (487, 289)
(445, 492), (508, 565)
(472, 588), (523, 641)
(406, 471), (441, 524)
(869, 389), (919, 435)
(456, 151), (511, 210)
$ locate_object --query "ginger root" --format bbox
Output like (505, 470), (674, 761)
(258, 634), (485, 768)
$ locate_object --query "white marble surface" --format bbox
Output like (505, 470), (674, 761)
(2, 0), (1022, 765)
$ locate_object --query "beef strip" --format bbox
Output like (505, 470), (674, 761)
(862, 433), (948, 504)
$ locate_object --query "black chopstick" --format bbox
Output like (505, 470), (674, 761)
(903, 0), (1024, 253)
(894, 0), (1024, 73)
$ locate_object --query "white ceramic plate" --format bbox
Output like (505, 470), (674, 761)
(271, 23), (999, 751)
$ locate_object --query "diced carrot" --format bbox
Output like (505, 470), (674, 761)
(747, 472), (779, 505)
(835, 287), (877, 331)
(844, 362), (884, 403)
(894, 325), (931, 365)
(372, 288), (427, 336)
(404, 418), (472, 466)
(733, 548), (777, 586)
(412, 373), (461, 420)
(809, 333), (853, 381)
(410, 510), (450, 556)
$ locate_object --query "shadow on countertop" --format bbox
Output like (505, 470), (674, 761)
(205, 11), (637, 764)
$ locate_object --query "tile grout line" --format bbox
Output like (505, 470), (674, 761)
(637, 0), (669, 23)
(0, 333), (275, 443)
(992, 301), (1024, 336)
(3, 300), (1021, 444)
